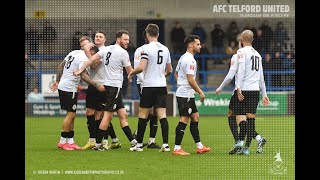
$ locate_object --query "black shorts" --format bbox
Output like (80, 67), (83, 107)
(229, 90), (260, 115)
(177, 97), (198, 117)
(103, 86), (124, 112)
(86, 84), (107, 111)
(137, 84), (142, 99)
(140, 87), (167, 108)
(58, 89), (78, 112)
(106, 93), (125, 112)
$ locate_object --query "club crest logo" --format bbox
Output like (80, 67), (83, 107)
(270, 150), (287, 175)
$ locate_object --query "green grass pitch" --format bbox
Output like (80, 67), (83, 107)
(26, 115), (295, 179)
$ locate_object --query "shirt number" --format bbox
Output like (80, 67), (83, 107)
(157, 50), (163, 64)
(251, 55), (259, 71)
(105, 52), (112, 65)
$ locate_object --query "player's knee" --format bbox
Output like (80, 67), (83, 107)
(67, 111), (76, 119)
(86, 108), (94, 116)
(191, 113), (199, 122)
(246, 113), (255, 119)
(119, 112), (128, 121)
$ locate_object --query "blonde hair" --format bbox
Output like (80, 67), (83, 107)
(241, 30), (254, 43)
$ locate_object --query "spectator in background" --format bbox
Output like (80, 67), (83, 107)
(253, 29), (265, 53)
(259, 20), (273, 53)
(226, 21), (240, 43)
(225, 40), (238, 56)
(282, 51), (294, 70)
(170, 21), (186, 55)
(261, 53), (273, 87)
(262, 52), (273, 71)
(274, 21), (289, 52)
(72, 31), (82, 50)
(191, 22), (207, 43)
(27, 87), (45, 103)
(210, 23), (225, 64)
(26, 23), (39, 55)
(42, 21), (57, 54)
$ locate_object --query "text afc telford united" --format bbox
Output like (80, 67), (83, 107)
(213, 5), (290, 17)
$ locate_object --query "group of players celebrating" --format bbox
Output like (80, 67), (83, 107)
(50, 23), (268, 155)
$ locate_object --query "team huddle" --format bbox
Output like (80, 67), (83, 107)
(50, 23), (269, 156)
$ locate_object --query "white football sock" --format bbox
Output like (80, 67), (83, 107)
(196, 142), (203, 149)
(174, 145), (181, 150)
(67, 138), (74, 144)
(148, 138), (155, 144)
(162, 143), (169, 148)
(59, 137), (66, 144)
(112, 138), (118, 143)
(255, 135), (262, 142)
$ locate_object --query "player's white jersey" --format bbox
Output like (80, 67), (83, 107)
(87, 46), (107, 84)
(237, 46), (263, 91)
(140, 41), (171, 87)
(58, 50), (87, 92)
(134, 44), (146, 84)
(97, 44), (131, 88)
(175, 52), (197, 98)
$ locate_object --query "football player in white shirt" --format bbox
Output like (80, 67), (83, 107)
(227, 30), (269, 155)
(215, 53), (269, 154)
(81, 31), (121, 150)
(128, 24), (172, 152)
(132, 30), (161, 149)
(74, 30), (137, 151)
(172, 35), (211, 155)
(50, 36), (105, 151)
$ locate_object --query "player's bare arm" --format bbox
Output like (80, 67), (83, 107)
(174, 71), (178, 80)
(128, 59), (147, 82)
(73, 53), (101, 76)
(50, 60), (66, 92)
(125, 65), (133, 75)
(187, 74), (205, 102)
(80, 70), (105, 92)
(165, 63), (172, 77)
(90, 59), (102, 69)
(82, 43), (101, 69)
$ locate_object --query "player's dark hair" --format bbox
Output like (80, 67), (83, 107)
(145, 24), (159, 37)
(79, 36), (93, 43)
(95, 31), (106, 38)
(116, 30), (129, 39)
(90, 45), (99, 54)
(184, 35), (200, 47)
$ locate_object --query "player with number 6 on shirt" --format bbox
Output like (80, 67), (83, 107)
(128, 24), (173, 152)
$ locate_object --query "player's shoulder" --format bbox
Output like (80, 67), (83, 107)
(157, 42), (170, 51)
(113, 44), (128, 54)
(135, 44), (146, 52)
(236, 48), (243, 54)
(65, 50), (80, 58)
